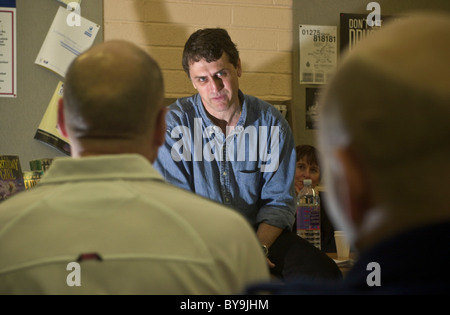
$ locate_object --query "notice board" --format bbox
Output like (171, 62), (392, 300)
(0, 0), (103, 171)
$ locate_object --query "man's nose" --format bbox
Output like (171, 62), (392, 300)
(210, 77), (223, 93)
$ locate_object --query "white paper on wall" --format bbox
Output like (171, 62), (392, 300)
(35, 6), (99, 78)
(299, 24), (337, 85)
(0, 3), (17, 97)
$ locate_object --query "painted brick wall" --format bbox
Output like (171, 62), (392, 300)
(103, 0), (293, 101)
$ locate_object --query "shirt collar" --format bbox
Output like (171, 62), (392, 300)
(39, 154), (164, 184)
(194, 90), (247, 135)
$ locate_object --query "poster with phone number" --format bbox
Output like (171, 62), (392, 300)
(299, 24), (337, 85)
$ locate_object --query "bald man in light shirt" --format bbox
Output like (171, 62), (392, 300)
(0, 40), (270, 295)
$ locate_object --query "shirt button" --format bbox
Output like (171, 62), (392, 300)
(225, 198), (230, 203)
(223, 172), (227, 176)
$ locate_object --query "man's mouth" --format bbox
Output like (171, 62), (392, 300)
(212, 94), (226, 102)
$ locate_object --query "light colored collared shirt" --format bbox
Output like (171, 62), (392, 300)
(0, 154), (269, 294)
(154, 91), (297, 230)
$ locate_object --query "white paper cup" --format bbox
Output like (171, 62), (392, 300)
(334, 231), (350, 259)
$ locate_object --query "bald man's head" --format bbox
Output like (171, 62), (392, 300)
(63, 40), (164, 141)
(317, 12), (450, 248)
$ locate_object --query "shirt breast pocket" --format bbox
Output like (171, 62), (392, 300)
(236, 166), (262, 202)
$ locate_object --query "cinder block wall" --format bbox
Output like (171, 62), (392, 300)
(103, 0), (293, 101)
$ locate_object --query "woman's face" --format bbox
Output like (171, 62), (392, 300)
(294, 156), (321, 195)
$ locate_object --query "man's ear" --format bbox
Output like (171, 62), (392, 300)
(154, 106), (167, 148)
(236, 58), (242, 77)
(334, 146), (372, 226)
(57, 98), (69, 138)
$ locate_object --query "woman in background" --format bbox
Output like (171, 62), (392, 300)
(293, 145), (336, 253)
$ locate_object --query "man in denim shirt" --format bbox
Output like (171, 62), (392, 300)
(155, 28), (340, 280)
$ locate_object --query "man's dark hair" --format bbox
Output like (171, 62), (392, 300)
(182, 28), (239, 78)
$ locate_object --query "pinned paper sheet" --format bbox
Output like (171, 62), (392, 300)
(299, 24), (337, 85)
(35, 6), (99, 78)
(57, 0), (82, 6)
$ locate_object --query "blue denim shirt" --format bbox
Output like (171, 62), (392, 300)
(154, 91), (296, 230)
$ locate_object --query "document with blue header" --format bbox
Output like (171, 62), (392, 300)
(35, 6), (99, 78)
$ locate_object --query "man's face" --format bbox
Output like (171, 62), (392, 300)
(188, 53), (241, 116)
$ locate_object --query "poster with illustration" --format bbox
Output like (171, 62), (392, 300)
(299, 24), (337, 85)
